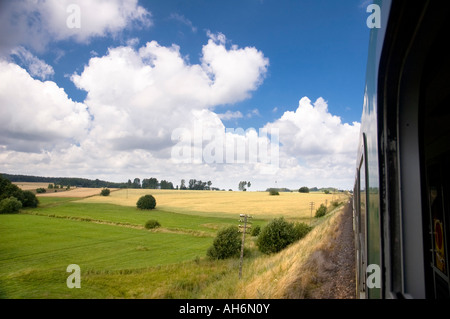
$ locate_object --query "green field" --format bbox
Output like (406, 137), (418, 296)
(0, 190), (348, 298)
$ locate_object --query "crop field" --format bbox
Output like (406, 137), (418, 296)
(12, 182), (50, 190)
(36, 187), (119, 198)
(0, 187), (349, 298)
(79, 189), (347, 220)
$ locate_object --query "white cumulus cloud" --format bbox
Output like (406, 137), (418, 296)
(0, 0), (152, 55)
(0, 60), (90, 153)
(70, 33), (269, 155)
(10, 46), (55, 80)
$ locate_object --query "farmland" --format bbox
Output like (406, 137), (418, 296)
(0, 185), (349, 298)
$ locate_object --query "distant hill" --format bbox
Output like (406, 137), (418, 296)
(0, 173), (125, 189)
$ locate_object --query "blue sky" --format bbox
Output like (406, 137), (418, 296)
(0, 0), (371, 190)
(52, 0), (370, 126)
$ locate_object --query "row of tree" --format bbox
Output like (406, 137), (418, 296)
(125, 178), (175, 190)
(0, 175), (39, 213)
(125, 178), (217, 191)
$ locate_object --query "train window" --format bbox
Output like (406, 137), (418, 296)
(420, 16), (450, 298)
(357, 137), (368, 298)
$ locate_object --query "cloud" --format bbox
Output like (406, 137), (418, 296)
(0, 0), (152, 55)
(170, 13), (197, 33)
(264, 97), (360, 187)
(217, 111), (244, 120)
(201, 33), (269, 105)
(10, 46), (55, 80)
(266, 97), (359, 155)
(246, 109), (261, 118)
(70, 34), (269, 154)
(0, 60), (90, 153)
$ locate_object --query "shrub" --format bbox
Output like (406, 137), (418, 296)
(257, 217), (312, 254)
(315, 204), (327, 218)
(0, 197), (22, 214)
(100, 188), (110, 196)
(36, 188), (47, 193)
(269, 188), (279, 196)
(136, 194), (156, 210)
(299, 186), (309, 193)
(330, 200), (341, 208)
(22, 190), (38, 208)
(145, 219), (161, 229)
(251, 225), (261, 237)
(207, 226), (241, 260)
(293, 222), (313, 240)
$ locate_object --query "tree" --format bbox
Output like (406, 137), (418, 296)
(0, 197), (22, 214)
(315, 204), (327, 218)
(136, 195), (157, 210)
(0, 175), (37, 208)
(238, 181), (251, 191)
(100, 188), (110, 196)
(207, 181), (212, 190)
(188, 179), (208, 190)
(269, 188), (280, 196)
(257, 218), (312, 254)
(160, 180), (174, 189)
(22, 190), (38, 207)
(142, 178), (158, 189)
(180, 179), (186, 190)
(206, 226), (241, 259)
(299, 186), (309, 193)
(133, 178), (141, 189)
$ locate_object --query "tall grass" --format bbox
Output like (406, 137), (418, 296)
(197, 206), (345, 298)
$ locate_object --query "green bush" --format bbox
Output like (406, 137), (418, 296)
(136, 194), (156, 210)
(22, 190), (39, 208)
(145, 219), (161, 229)
(207, 226), (241, 260)
(298, 186), (309, 193)
(268, 188), (279, 196)
(330, 200), (341, 208)
(0, 197), (23, 214)
(257, 217), (312, 254)
(315, 204), (327, 218)
(0, 175), (37, 208)
(293, 222), (313, 240)
(251, 225), (261, 237)
(100, 188), (110, 196)
(36, 187), (47, 193)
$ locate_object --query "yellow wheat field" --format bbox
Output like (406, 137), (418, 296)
(13, 182), (50, 190)
(79, 189), (349, 219)
(13, 182), (119, 198)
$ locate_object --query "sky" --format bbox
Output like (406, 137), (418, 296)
(0, 0), (372, 191)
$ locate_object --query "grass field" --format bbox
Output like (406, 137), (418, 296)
(0, 186), (349, 298)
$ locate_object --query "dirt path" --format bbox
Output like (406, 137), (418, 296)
(307, 202), (356, 299)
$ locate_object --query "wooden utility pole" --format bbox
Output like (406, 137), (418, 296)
(238, 214), (252, 279)
(309, 202), (315, 226)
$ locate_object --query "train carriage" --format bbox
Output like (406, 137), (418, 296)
(354, 0), (450, 299)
